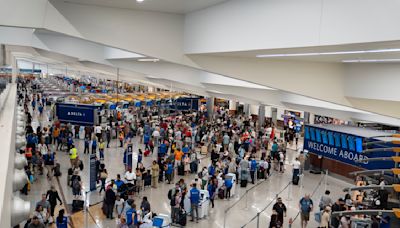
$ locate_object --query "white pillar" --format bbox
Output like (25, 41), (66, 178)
(206, 97), (215, 121)
(11, 56), (17, 83)
(244, 104), (250, 117)
(258, 105), (266, 127)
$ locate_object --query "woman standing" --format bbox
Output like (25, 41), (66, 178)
(99, 168), (108, 194)
(46, 185), (62, 223)
(151, 161), (160, 188)
(319, 206), (331, 228)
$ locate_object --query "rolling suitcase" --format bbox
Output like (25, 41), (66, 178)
(257, 169), (265, 179)
(72, 199), (84, 212)
(218, 187), (225, 199)
(178, 164), (185, 176)
(292, 175), (299, 185)
(178, 208), (187, 226)
(240, 179), (247, 188)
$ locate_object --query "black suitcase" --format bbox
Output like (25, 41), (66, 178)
(144, 175), (152, 187)
(178, 209), (187, 226)
(72, 199), (84, 212)
(240, 179), (247, 188)
(292, 175), (299, 185)
(178, 164), (185, 176)
(218, 188), (225, 199)
(257, 169), (265, 179)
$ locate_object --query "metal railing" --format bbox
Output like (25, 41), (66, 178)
(240, 181), (292, 228)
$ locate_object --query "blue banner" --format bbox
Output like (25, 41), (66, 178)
(56, 103), (99, 126)
(173, 98), (199, 111)
(303, 125), (394, 170)
(89, 154), (97, 191)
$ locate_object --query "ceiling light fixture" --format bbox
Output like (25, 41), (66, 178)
(256, 48), (400, 58)
(137, 58), (159, 62)
(342, 59), (400, 63)
(136, 0), (144, 2)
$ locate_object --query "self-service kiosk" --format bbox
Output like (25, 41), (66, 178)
(225, 173), (237, 196)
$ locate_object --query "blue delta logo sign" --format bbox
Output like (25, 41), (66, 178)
(306, 141), (368, 165)
(67, 111), (86, 117)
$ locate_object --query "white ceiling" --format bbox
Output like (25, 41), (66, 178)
(204, 40), (400, 62)
(63, 0), (229, 14)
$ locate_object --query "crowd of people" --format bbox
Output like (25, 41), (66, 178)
(18, 77), (385, 228)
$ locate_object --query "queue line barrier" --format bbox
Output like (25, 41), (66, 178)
(239, 181), (292, 228)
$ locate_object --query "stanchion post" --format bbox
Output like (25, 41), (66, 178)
(286, 182), (292, 201)
(256, 212), (260, 228)
(223, 208), (227, 228)
(244, 189), (249, 210)
(84, 190), (89, 228)
(324, 169), (328, 192)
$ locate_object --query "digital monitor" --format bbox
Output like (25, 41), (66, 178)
(327, 131), (334, 146)
(355, 137), (363, 153)
(310, 127), (315, 141)
(321, 131), (328, 144)
(315, 129), (321, 143)
(341, 134), (348, 149)
(334, 133), (341, 147)
(304, 126), (310, 139)
(348, 136), (355, 151)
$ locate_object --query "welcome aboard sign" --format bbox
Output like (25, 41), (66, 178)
(303, 125), (394, 170)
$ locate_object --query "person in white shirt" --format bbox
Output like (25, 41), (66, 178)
(292, 157), (301, 180)
(124, 169), (136, 184)
(95, 125), (102, 140)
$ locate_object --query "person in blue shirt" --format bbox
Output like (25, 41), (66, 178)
(250, 158), (257, 184)
(56, 209), (68, 228)
(165, 162), (174, 184)
(137, 149), (143, 165)
(144, 134), (150, 150)
(114, 174), (124, 190)
(67, 134), (73, 151)
(92, 136), (97, 154)
(182, 145), (189, 154)
(189, 184), (200, 223)
(224, 176), (233, 199)
(159, 142), (167, 157)
(208, 163), (216, 177)
(126, 205), (134, 226)
(207, 178), (217, 208)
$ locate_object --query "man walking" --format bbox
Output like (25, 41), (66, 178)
(299, 194), (313, 228)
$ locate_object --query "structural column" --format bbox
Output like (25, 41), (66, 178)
(11, 56), (17, 83)
(206, 97), (215, 121)
(228, 100), (237, 115)
(244, 103), (250, 117)
(258, 105), (266, 128)
(271, 107), (278, 127)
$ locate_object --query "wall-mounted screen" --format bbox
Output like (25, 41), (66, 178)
(321, 131), (328, 144)
(315, 129), (321, 143)
(304, 126), (310, 139)
(355, 137), (363, 153)
(328, 131), (334, 146)
(341, 134), (348, 149)
(334, 132), (341, 147)
(310, 127), (315, 141)
(348, 136), (355, 151)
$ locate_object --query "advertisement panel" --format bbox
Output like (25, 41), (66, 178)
(56, 103), (99, 126)
(303, 125), (394, 170)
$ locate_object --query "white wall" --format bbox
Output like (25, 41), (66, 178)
(250, 104), (259, 115)
(344, 63), (400, 101)
(184, 0), (400, 54)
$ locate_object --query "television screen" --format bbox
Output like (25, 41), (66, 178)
(341, 134), (348, 149)
(304, 126), (310, 139)
(348, 136), (355, 151)
(310, 127), (315, 141)
(321, 131), (328, 144)
(315, 129), (322, 142)
(328, 131), (334, 146)
(334, 133), (341, 147)
(355, 137), (363, 152)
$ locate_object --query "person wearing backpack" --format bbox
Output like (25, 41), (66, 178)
(99, 169), (108, 194)
(207, 178), (217, 208)
(165, 162), (174, 184)
(71, 171), (81, 198)
(224, 176), (233, 199)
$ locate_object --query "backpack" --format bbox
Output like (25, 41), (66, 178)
(72, 178), (80, 190)
(168, 189), (173, 200)
(170, 196), (176, 206)
(198, 171), (203, 179)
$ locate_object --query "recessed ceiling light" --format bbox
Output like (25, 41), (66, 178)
(137, 58), (159, 62)
(256, 48), (400, 58)
(342, 59), (400, 63)
(136, 0), (144, 2)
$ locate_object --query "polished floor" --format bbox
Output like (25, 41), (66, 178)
(21, 109), (352, 228)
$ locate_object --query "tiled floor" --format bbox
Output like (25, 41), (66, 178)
(22, 108), (352, 228)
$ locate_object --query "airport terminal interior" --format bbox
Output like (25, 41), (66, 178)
(1, 0), (400, 228)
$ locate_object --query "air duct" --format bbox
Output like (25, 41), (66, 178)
(11, 195), (31, 227)
(14, 153), (27, 170)
(13, 168), (27, 191)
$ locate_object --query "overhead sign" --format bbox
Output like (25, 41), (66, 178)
(56, 103), (100, 126)
(303, 125), (394, 170)
(173, 98), (199, 111)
